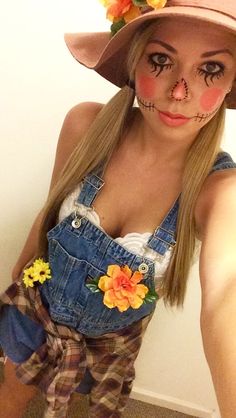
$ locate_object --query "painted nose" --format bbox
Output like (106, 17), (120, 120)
(170, 78), (189, 101)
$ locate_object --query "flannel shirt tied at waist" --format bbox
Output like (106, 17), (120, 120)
(0, 280), (87, 418)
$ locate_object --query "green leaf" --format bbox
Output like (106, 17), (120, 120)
(145, 295), (157, 303)
(143, 289), (159, 304)
(86, 283), (99, 293)
(111, 19), (126, 36)
(132, 0), (147, 6)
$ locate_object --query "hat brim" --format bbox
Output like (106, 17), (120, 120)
(64, 6), (236, 109)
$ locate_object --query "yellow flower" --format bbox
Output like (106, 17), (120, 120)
(146, 0), (167, 8)
(22, 258), (51, 287)
(100, 0), (112, 5)
(22, 266), (37, 288)
(33, 258), (51, 284)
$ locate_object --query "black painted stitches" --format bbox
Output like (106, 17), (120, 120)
(170, 78), (189, 101)
(193, 109), (217, 122)
(137, 96), (155, 111)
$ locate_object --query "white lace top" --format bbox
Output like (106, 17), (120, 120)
(58, 184), (175, 289)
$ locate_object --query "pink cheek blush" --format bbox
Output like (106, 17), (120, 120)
(200, 88), (224, 112)
(136, 75), (157, 99)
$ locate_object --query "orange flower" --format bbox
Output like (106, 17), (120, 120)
(105, 0), (133, 21)
(98, 265), (149, 312)
(146, 0), (167, 8)
(124, 4), (141, 22)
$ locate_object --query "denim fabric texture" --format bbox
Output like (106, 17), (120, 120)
(40, 177), (159, 336)
(0, 151), (235, 362)
(40, 151), (236, 335)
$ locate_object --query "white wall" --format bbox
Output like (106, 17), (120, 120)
(0, 2), (235, 417)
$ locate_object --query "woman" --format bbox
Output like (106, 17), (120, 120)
(0, 1), (236, 417)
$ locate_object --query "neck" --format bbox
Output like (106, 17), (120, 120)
(131, 110), (198, 170)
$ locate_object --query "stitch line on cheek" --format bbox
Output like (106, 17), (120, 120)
(193, 109), (218, 123)
(137, 96), (156, 112)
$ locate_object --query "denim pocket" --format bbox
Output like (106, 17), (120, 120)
(45, 238), (106, 322)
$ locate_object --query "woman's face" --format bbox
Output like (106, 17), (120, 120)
(135, 18), (236, 137)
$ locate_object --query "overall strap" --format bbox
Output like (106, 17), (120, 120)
(76, 165), (105, 207)
(147, 150), (236, 256)
(147, 196), (179, 256)
(210, 151), (236, 173)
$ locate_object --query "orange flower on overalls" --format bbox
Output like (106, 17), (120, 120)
(98, 264), (149, 312)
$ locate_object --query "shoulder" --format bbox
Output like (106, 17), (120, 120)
(49, 102), (103, 191)
(61, 101), (104, 140)
(194, 168), (236, 307)
(194, 168), (236, 240)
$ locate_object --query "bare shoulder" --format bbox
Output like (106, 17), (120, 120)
(59, 101), (104, 150)
(49, 101), (103, 191)
(194, 168), (236, 240)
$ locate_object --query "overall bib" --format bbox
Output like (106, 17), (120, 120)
(0, 151), (235, 418)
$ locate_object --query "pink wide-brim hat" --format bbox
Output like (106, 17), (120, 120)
(64, 0), (236, 109)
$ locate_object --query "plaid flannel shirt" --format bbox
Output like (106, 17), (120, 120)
(0, 280), (151, 418)
(0, 280), (87, 418)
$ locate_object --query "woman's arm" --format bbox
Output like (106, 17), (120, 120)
(11, 209), (45, 281)
(11, 102), (103, 281)
(195, 169), (236, 418)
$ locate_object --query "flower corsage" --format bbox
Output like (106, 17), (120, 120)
(86, 264), (158, 312)
(22, 258), (51, 288)
(100, 0), (168, 35)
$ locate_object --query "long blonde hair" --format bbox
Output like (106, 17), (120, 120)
(38, 21), (226, 307)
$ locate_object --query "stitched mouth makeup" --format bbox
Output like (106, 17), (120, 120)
(137, 96), (218, 126)
(193, 111), (217, 122)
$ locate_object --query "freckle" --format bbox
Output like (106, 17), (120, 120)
(200, 88), (224, 112)
(136, 74), (156, 99)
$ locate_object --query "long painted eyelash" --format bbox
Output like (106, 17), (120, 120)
(147, 55), (172, 77)
(197, 67), (225, 87)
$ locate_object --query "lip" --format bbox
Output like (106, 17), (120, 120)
(161, 111), (190, 119)
(159, 111), (191, 127)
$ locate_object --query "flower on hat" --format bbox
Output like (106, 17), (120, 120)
(146, 0), (167, 7)
(100, 0), (168, 35)
(105, 0), (133, 20)
(23, 258), (51, 288)
(86, 264), (158, 312)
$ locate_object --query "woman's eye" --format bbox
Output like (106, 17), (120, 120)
(197, 62), (225, 86)
(147, 53), (173, 77)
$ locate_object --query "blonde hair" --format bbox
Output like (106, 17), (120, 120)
(38, 21), (226, 307)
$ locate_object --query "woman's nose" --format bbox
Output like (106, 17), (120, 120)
(170, 78), (189, 101)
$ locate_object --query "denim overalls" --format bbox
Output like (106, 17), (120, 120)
(0, 151), (235, 359)
(40, 172), (174, 336)
(39, 150), (236, 336)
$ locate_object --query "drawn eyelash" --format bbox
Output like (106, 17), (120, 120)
(197, 64), (225, 87)
(147, 54), (173, 77)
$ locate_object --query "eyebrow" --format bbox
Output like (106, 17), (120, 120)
(148, 40), (177, 53)
(148, 39), (234, 58)
(201, 49), (233, 58)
